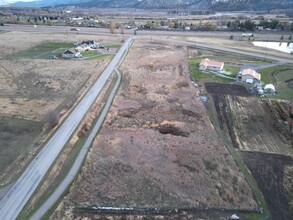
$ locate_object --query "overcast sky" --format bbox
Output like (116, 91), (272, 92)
(5, 0), (37, 3)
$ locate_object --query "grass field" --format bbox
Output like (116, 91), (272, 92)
(85, 54), (114, 60)
(7, 42), (73, 59)
(0, 116), (42, 175)
(105, 44), (121, 48)
(259, 65), (293, 100)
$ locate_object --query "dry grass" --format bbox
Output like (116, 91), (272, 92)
(0, 31), (120, 187)
(54, 39), (257, 219)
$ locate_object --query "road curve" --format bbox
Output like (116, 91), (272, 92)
(31, 68), (122, 220)
(0, 36), (133, 220)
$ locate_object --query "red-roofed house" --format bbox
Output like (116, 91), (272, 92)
(240, 69), (261, 83)
(199, 58), (224, 71)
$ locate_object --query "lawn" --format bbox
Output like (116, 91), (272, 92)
(224, 65), (240, 77)
(81, 50), (98, 57)
(259, 65), (293, 100)
(6, 42), (74, 59)
(105, 44), (121, 49)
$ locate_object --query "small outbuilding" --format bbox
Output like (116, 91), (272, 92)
(264, 84), (276, 94)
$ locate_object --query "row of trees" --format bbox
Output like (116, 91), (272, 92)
(141, 19), (293, 32)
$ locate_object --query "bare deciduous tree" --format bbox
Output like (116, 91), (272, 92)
(109, 23), (116, 34)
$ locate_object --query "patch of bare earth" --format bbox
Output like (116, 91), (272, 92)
(54, 40), (257, 218)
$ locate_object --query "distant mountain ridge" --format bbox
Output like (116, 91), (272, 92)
(10, 0), (91, 7)
(8, 0), (293, 11)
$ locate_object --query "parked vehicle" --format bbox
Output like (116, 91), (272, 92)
(242, 33), (254, 37)
(70, 28), (80, 31)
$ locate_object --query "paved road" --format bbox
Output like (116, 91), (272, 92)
(31, 68), (122, 220)
(0, 36), (133, 220)
(4, 25), (288, 63)
(0, 24), (289, 41)
(138, 36), (293, 64)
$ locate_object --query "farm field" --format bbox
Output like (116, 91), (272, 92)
(205, 82), (292, 219)
(0, 31), (120, 187)
(53, 39), (258, 219)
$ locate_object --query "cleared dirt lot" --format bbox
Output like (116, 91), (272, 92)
(0, 31), (120, 186)
(54, 40), (257, 219)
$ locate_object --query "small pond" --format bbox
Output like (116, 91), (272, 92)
(252, 41), (293, 54)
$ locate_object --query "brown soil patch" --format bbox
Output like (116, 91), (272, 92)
(242, 152), (293, 220)
(54, 40), (257, 218)
(205, 83), (250, 96)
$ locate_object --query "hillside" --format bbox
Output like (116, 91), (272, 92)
(10, 0), (293, 11)
(212, 0), (293, 11)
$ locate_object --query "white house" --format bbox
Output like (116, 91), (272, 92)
(75, 44), (91, 52)
(62, 48), (81, 59)
(199, 58), (224, 71)
(240, 68), (261, 82)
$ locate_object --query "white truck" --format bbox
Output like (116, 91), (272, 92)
(242, 33), (254, 37)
